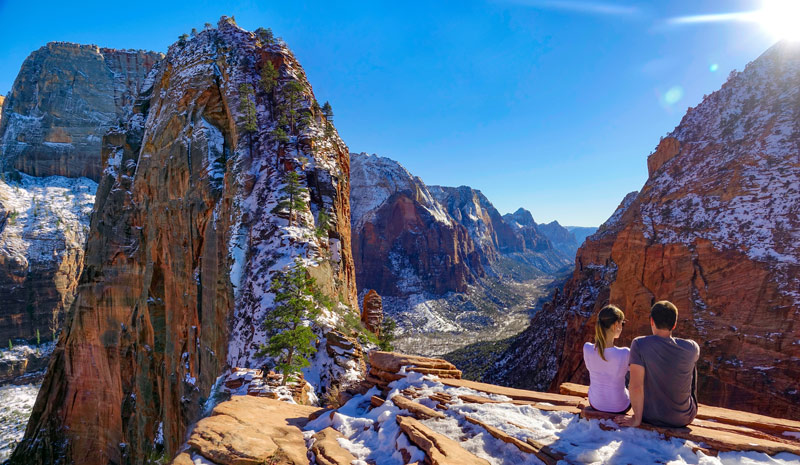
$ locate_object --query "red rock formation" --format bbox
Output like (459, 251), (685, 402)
(489, 42), (800, 420)
(361, 289), (383, 335)
(350, 154), (483, 296)
(0, 42), (162, 181)
(0, 43), (160, 348)
(11, 18), (358, 464)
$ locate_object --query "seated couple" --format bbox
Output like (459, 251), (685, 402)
(582, 301), (699, 428)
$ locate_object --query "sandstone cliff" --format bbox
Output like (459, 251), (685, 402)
(0, 43), (162, 181)
(0, 43), (159, 346)
(350, 153), (569, 356)
(0, 174), (96, 344)
(350, 153), (483, 298)
(11, 18), (359, 464)
(488, 42), (800, 419)
(431, 188), (571, 275)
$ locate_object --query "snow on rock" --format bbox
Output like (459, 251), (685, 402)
(0, 173), (97, 343)
(304, 373), (800, 465)
(0, 383), (40, 462)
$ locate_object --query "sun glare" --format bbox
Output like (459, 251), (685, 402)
(757, 0), (800, 42)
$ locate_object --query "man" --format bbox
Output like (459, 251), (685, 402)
(616, 300), (699, 428)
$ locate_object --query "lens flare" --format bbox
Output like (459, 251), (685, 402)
(709, 63), (719, 72)
(663, 86), (684, 105)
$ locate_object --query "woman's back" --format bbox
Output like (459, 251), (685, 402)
(583, 342), (630, 413)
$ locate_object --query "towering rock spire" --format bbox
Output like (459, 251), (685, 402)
(11, 17), (358, 464)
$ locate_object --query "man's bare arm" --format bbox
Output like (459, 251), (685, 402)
(616, 363), (644, 427)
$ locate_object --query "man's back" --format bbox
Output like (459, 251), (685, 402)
(630, 335), (699, 427)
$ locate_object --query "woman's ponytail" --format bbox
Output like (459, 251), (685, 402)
(594, 305), (624, 361)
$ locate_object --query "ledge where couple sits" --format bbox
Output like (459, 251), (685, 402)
(563, 383), (800, 457)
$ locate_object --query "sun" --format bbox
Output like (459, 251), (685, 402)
(756, 0), (800, 42)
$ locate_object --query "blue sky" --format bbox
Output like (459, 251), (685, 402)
(0, 0), (780, 226)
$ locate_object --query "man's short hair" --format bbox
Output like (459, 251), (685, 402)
(651, 300), (678, 330)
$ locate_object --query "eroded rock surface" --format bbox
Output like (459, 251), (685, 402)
(172, 396), (322, 465)
(0, 42), (162, 181)
(11, 18), (358, 464)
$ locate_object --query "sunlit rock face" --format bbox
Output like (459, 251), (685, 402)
(0, 43), (162, 181)
(0, 44), (158, 346)
(489, 42), (800, 420)
(350, 152), (483, 298)
(11, 18), (358, 464)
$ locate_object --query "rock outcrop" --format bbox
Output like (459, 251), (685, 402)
(430, 187), (571, 275)
(488, 42), (800, 419)
(0, 43), (162, 181)
(11, 18), (359, 464)
(361, 289), (383, 335)
(0, 174), (96, 344)
(0, 42), (159, 348)
(350, 153), (483, 297)
(171, 396), (323, 465)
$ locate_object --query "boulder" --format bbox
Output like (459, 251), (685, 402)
(173, 396), (323, 465)
(309, 427), (358, 465)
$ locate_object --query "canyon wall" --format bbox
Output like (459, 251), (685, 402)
(488, 42), (800, 419)
(0, 43), (162, 181)
(11, 18), (358, 464)
(0, 44), (159, 345)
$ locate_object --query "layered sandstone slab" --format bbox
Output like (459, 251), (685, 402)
(172, 396), (322, 465)
(396, 415), (491, 465)
(489, 41), (800, 419)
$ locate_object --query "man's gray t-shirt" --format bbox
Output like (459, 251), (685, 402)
(630, 335), (699, 427)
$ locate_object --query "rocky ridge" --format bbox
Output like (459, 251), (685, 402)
(10, 18), (361, 464)
(487, 42), (800, 419)
(350, 153), (571, 355)
(169, 351), (800, 465)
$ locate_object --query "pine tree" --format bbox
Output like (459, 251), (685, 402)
(378, 316), (397, 351)
(271, 171), (307, 226)
(255, 27), (275, 45)
(315, 210), (331, 238)
(322, 101), (335, 138)
(260, 61), (279, 116)
(257, 259), (321, 385)
(322, 101), (333, 120)
(238, 83), (258, 155)
(283, 81), (305, 135)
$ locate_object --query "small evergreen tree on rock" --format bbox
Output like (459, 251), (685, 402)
(271, 171), (307, 226)
(258, 259), (321, 385)
(238, 83), (258, 155)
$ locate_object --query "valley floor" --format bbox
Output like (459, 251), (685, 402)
(0, 383), (39, 462)
(390, 276), (556, 357)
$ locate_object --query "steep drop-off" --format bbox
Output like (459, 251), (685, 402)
(350, 153), (569, 356)
(488, 42), (800, 419)
(11, 18), (358, 464)
(0, 43), (159, 346)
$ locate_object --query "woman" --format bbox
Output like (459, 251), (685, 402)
(583, 305), (630, 414)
